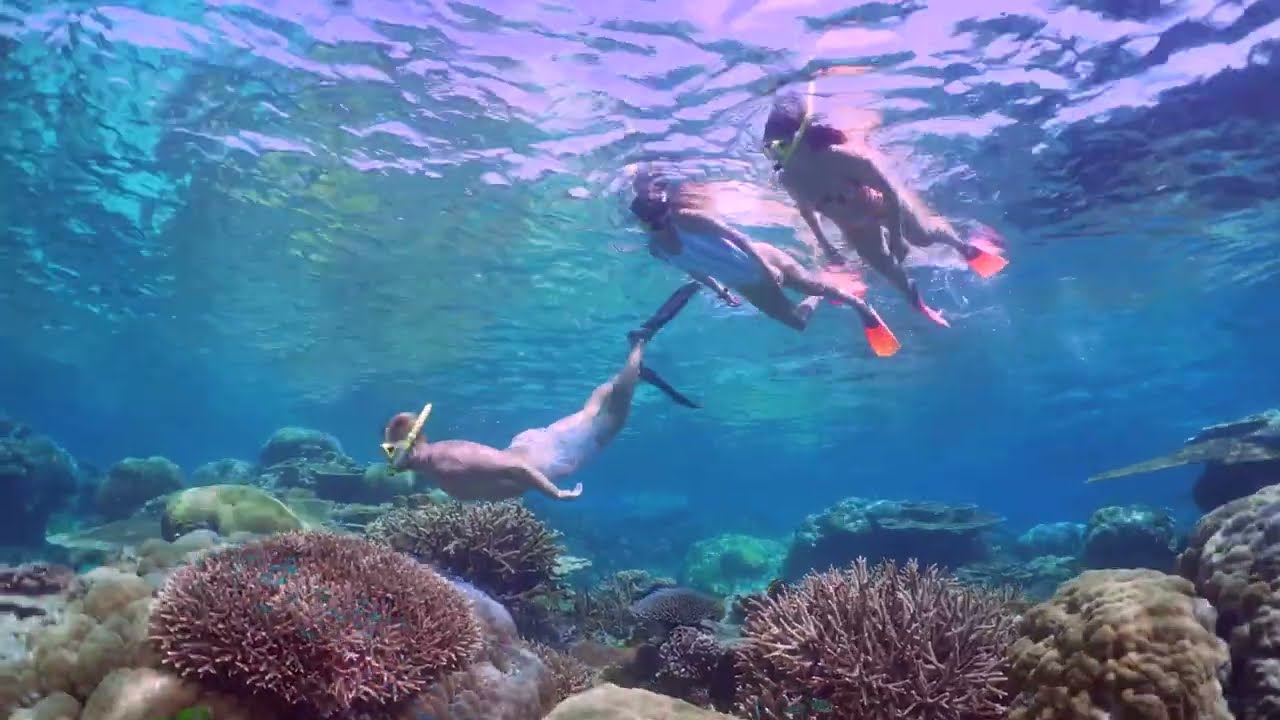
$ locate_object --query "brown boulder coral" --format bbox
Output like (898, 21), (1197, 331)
(149, 530), (481, 718)
(1007, 568), (1231, 720)
(735, 558), (1019, 720)
(1178, 482), (1280, 719)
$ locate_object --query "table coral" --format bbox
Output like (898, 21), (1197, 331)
(1006, 568), (1231, 720)
(1178, 482), (1280, 719)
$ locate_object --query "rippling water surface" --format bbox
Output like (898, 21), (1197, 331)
(2, 0), (1279, 528)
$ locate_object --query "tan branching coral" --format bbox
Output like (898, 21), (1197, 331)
(529, 642), (600, 705)
(1007, 568), (1231, 720)
(735, 558), (1019, 720)
(367, 500), (563, 606)
(149, 531), (481, 718)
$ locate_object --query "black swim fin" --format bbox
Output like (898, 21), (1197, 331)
(640, 364), (700, 409)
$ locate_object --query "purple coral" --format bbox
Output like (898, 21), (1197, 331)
(735, 558), (1019, 720)
(149, 531), (481, 717)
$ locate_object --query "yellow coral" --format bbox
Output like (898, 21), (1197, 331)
(1006, 568), (1231, 720)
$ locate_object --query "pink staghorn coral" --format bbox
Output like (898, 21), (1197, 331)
(149, 530), (481, 717)
(735, 557), (1020, 720)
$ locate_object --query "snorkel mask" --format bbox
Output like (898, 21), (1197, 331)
(380, 402), (432, 469)
(763, 81), (816, 171)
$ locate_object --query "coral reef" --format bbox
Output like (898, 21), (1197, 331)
(1081, 504), (1180, 571)
(1006, 568), (1231, 720)
(258, 427), (345, 467)
(1, 565), (156, 713)
(735, 558), (1018, 720)
(1, 563), (74, 670)
(1014, 521), (1086, 558)
(159, 485), (304, 541)
(0, 429), (78, 546)
(255, 427), (363, 494)
(1178, 482), (1280, 719)
(530, 642), (600, 705)
(629, 587), (723, 630)
(956, 555), (1078, 601)
(652, 627), (736, 710)
(312, 463), (415, 505)
(782, 496), (1002, 580)
(571, 570), (674, 645)
(545, 683), (738, 719)
(188, 458), (255, 487)
(367, 500), (564, 609)
(95, 457), (183, 522)
(1, 564), (75, 597)
(680, 534), (784, 597)
(149, 531), (481, 718)
(406, 578), (560, 720)
(1192, 460), (1278, 514)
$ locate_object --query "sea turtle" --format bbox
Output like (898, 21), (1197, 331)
(1088, 409), (1280, 512)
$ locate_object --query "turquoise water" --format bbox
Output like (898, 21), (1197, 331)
(2, 0), (1279, 547)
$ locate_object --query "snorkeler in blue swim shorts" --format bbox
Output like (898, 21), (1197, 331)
(629, 167), (902, 357)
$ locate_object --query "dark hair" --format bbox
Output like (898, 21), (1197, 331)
(629, 193), (668, 226)
(764, 92), (848, 150)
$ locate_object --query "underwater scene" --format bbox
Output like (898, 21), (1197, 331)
(3, 0), (1280, 717)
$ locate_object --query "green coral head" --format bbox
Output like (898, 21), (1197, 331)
(150, 705), (213, 720)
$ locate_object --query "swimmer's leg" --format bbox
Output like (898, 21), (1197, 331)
(624, 281), (701, 408)
(858, 229), (950, 328)
(628, 280), (701, 344)
(777, 258), (902, 357)
(914, 222), (1008, 279)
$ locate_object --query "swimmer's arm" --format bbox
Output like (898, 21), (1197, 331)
(797, 204), (847, 264)
(513, 462), (581, 500)
(688, 272), (738, 306)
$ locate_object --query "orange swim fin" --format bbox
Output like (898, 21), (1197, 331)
(863, 322), (901, 357)
(965, 234), (1008, 279)
(967, 247), (1008, 279)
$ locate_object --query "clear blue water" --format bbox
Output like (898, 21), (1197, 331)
(2, 0), (1279, 545)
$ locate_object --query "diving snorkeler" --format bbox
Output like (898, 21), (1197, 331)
(379, 283), (701, 502)
(629, 168), (902, 357)
(762, 90), (1009, 328)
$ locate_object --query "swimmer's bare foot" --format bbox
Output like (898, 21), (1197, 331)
(797, 296), (820, 323)
(912, 289), (950, 327)
(557, 483), (583, 500)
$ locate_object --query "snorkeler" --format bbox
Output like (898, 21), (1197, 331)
(761, 90), (1008, 327)
(379, 283), (701, 502)
(629, 168), (902, 357)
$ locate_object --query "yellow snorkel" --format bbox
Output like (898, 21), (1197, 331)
(765, 79), (816, 171)
(381, 402), (432, 467)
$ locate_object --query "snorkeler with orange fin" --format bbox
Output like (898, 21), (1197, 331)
(762, 86), (1009, 328)
(628, 167), (902, 358)
(379, 283), (700, 502)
